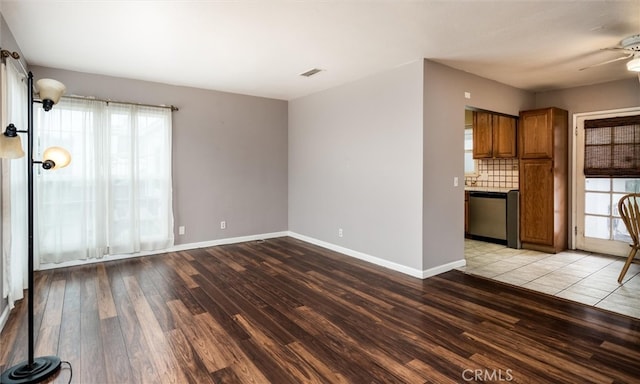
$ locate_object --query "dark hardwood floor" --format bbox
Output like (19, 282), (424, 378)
(1, 236), (639, 383)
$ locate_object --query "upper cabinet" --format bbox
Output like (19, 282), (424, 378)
(493, 115), (518, 158)
(472, 111), (517, 159)
(472, 111), (493, 158)
(519, 109), (554, 159)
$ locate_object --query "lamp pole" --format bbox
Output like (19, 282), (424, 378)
(26, 70), (37, 370)
(0, 71), (63, 384)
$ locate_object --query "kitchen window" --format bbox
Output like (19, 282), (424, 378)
(464, 126), (477, 175)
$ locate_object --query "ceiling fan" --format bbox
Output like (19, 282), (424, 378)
(580, 34), (640, 72)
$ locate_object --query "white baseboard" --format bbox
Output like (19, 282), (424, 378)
(37, 230), (465, 281)
(38, 231), (289, 270)
(421, 258), (467, 279)
(287, 231), (465, 279)
(170, 231), (289, 252)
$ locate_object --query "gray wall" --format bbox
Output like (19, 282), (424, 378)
(535, 78), (640, 113)
(289, 60), (424, 270)
(288, 58), (537, 274)
(31, 65), (288, 246)
(421, 60), (535, 269)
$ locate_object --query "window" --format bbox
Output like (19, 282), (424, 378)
(584, 177), (640, 243)
(464, 126), (477, 175)
(35, 98), (174, 264)
(582, 115), (640, 244)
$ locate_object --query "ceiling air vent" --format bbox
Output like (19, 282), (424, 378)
(300, 68), (323, 77)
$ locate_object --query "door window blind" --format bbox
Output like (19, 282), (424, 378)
(584, 115), (640, 177)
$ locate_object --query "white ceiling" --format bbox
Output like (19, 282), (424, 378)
(2, 1), (639, 101)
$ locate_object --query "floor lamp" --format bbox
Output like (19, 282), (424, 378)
(0, 67), (71, 383)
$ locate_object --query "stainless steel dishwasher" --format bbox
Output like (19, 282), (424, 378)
(468, 191), (507, 242)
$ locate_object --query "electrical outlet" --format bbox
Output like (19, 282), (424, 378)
(338, 228), (343, 237)
(178, 226), (185, 235)
(454, 176), (459, 187)
(220, 221), (226, 230)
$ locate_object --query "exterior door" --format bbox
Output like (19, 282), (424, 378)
(574, 108), (640, 256)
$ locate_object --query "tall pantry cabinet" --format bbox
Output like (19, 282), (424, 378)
(518, 107), (568, 253)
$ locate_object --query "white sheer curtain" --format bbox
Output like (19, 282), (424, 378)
(2, 60), (28, 310)
(35, 98), (108, 263)
(35, 99), (173, 264)
(106, 104), (174, 254)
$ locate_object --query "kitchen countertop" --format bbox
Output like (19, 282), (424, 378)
(464, 186), (516, 193)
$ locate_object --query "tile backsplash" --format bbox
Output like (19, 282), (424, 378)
(465, 158), (518, 189)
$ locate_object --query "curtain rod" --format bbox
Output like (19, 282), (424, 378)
(62, 94), (179, 112)
(1, 48), (29, 77)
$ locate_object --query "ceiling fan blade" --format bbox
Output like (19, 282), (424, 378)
(579, 53), (633, 71)
(602, 46), (627, 52)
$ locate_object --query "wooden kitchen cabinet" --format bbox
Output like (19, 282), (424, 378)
(518, 107), (568, 253)
(472, 111), (517, 159)
(493, 115), (517, 158)
(473, 111), (493, 158)
(520, 160), (554, 246)
(519, 108), (555, 158)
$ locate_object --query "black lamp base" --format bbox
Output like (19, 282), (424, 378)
(0, 356), (61, 384)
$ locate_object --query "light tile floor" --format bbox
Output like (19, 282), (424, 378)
(459, 239), (640, 319)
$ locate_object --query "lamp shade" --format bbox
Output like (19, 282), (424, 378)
(43, 146), (71, 169)
(627, 57), (640, 72)
(36, 78), (66, 109)
(0, 134), (25, 159)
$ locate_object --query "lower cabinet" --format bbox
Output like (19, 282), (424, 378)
(519, 160), (554, 246)
(519, 158), (568, 253)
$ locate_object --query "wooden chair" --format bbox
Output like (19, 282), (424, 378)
(617, 193), (640, 283)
